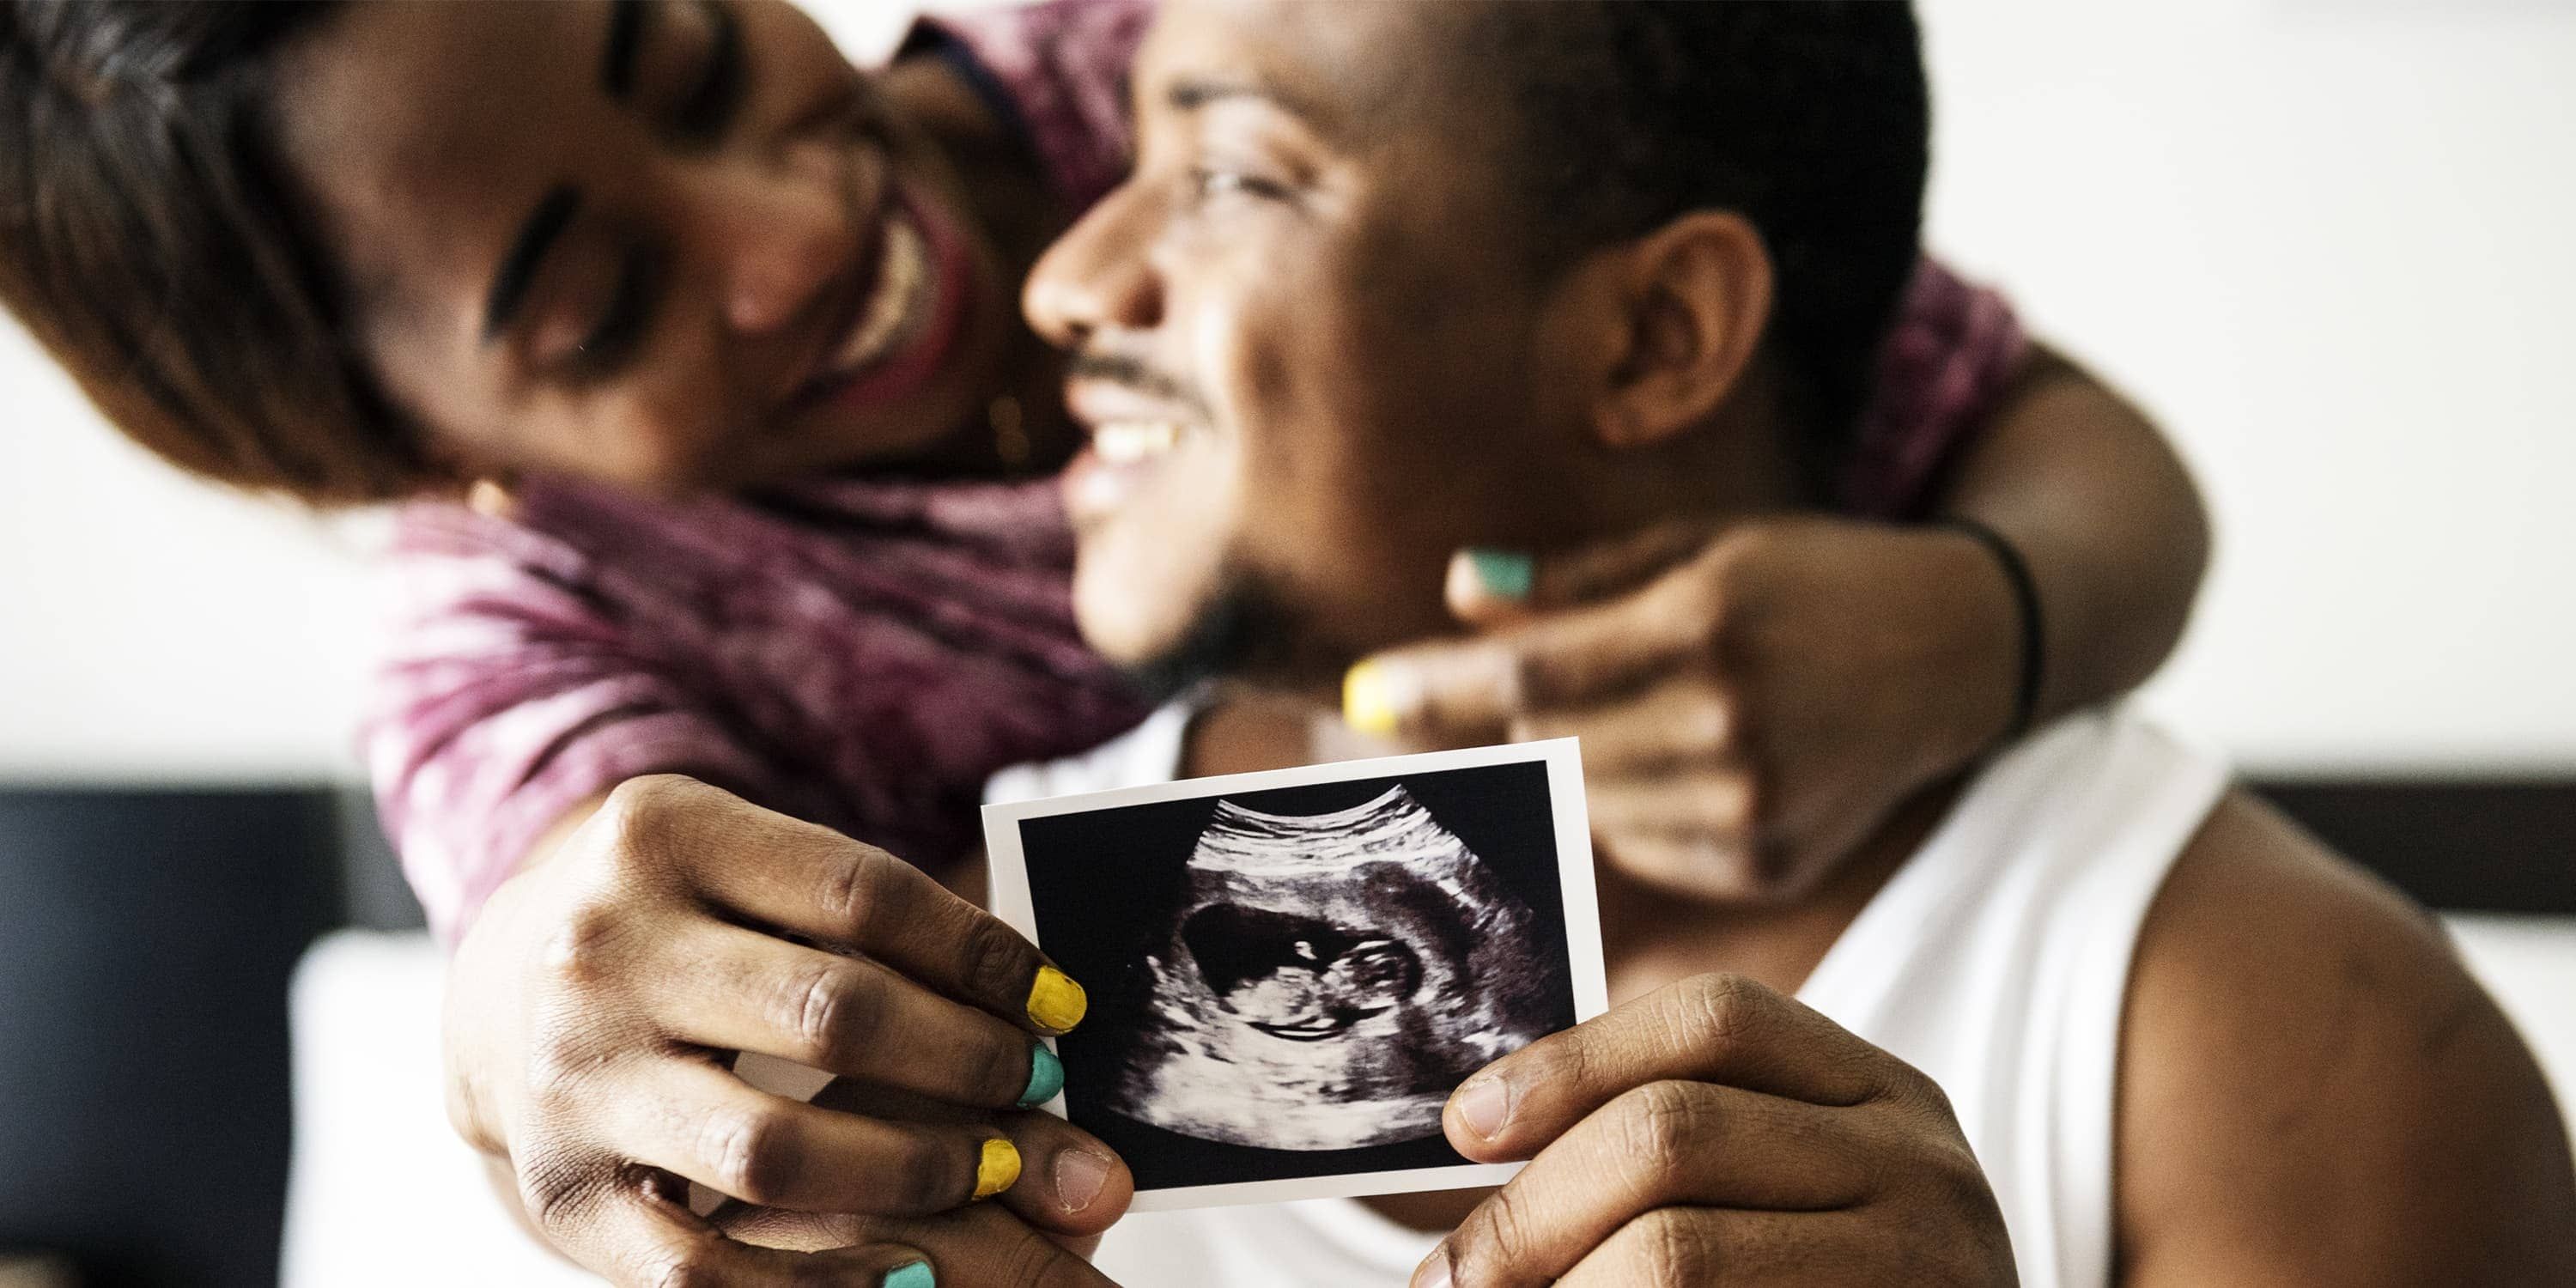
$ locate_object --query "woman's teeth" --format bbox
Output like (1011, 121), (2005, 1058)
(1093, 421), (1182, 465)
(823, 213), (932, 379)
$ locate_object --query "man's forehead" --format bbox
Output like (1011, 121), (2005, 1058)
(1141, 0), (1487, 140)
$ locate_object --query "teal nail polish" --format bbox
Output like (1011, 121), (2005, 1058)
(1018, 1042), (1065, 1109)
(1467, 548), (1534, 601)
(881, 1261), (936, 1288)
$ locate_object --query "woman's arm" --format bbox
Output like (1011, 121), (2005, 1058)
(1940, 343), (2208, 731)
(1340, 346), (2211, 900)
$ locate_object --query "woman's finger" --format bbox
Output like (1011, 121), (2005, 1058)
(1428, 1081), (1880, 1288)
(605, 1057), (1023, 1216)
(596, 776), (1088, 1034)
(790, 1072), (1134, 1239)
(716, 1200), (1123, 1287)
(654, 923), (1059, 1111)
(1444, 521), (1720, 623)
(533, 1171), (940, 1288)
(1504, 674), (1738, 777)
(1595, 834), (1782, 903)
(986, 1111), (1134, 1238)
(1443, 974), (1923, 1162)
(1345, 574), (1714, 742)
(1586, 768), (1758, 841)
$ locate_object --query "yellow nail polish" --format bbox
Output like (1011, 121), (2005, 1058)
(973, 1137), (1022, 1200)
(1343, 660), (1400, 737)
(1025, 965), (1087, 1032)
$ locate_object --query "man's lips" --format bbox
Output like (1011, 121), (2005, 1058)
(1060, 378), (1207, 524)
(1065, 378), (1206, 451)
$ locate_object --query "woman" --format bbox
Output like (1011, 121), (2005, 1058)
(0, 2), (2206, 1285)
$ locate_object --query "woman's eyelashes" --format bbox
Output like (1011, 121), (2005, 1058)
(668, 0), (745, 144)
(566, 246), (665, 380)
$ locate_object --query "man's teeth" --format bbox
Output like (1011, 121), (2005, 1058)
(1093, 421), (1182, 465)
(824, 215), (931, 377)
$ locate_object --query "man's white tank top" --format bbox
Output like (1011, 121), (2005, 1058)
(986, 708), (2230, 1288)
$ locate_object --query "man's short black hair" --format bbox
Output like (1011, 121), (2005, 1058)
(1477, 1), (1931, 487)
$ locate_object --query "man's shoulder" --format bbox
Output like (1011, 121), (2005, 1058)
(2115, 790), (2576, 1285)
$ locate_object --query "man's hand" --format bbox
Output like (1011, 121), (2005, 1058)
(1415, 974), (2013, 1287)
(443, 775), (1132, 1287)
(1342, 519), (2020, 901)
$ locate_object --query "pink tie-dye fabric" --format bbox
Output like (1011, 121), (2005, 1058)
(368, 0), (2027, 943)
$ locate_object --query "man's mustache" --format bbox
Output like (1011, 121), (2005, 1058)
(1066, 350), (1216, 425)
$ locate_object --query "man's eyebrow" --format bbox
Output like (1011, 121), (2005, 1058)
(482, 185), (582, 343)
(601, 0), (649, 99)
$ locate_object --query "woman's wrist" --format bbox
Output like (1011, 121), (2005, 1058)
(1929, 517), (2044, 748)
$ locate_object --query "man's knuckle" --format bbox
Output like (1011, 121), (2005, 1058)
(1635, 1207), (1717, 1288)
(1622, 1081), (1706, 1167)
(1459, 1183), (1537, 1272)
(1679, 972), (1762, 1049)
(543, 900), (629, 986)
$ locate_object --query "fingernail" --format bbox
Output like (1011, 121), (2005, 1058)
(1464, 548), (1534, 602)
(973, 1137), (1022, 1200)
(1055, 1148), (1112, 1214)
(1413, 1247), (1453, 1288)
(1025, 965), (1087, 1032)
(881, 1261), (936, 1288)
(1018, 1042), (1065, 1109)
(1455, 1076), (1511, 1140)
(1342, 660), (1402, 737)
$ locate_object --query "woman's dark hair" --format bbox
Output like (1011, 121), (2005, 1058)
(1, 0), (439, 505)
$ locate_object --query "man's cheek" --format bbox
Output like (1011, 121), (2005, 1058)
(1071, 455), (1242, 664)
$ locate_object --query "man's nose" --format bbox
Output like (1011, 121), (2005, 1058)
(1024, 184), (1164, 347)
(683, 141), (865, 336)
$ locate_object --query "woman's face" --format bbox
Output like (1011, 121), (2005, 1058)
(270, 0), (1018, 495)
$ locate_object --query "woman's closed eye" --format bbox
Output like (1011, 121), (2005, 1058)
(667, 0), (745, 144)
(562, 246), (665, 380)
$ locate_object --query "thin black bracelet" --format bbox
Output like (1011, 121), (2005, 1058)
(1932, 517), (2044, 744)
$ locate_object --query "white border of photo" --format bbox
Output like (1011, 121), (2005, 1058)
(982, 737), (1609, 1212)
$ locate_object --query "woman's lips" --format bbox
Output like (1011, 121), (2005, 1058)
(797, 183), (976, 416)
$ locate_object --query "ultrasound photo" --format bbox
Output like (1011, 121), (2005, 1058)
(984, 739), (1606, 1210)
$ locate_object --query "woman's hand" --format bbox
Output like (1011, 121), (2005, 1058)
(1415, 974), (2014, 1288)
(1340, 519), (2020, 901)
(442, 775), (1131, 1287)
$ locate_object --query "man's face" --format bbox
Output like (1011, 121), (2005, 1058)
(1024, 0), (1597, 683)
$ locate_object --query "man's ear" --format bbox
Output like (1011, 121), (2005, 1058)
(1585, 210), (1773, 450)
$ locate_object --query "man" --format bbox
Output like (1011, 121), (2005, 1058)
(1002, 1), (2576, 1284)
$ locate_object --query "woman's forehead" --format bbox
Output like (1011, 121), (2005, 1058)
(270, 0), (611, 346)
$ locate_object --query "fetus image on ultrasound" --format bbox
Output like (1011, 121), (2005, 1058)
(1109, 786), (1563, 1151)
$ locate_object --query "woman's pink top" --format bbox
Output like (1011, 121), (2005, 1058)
(367, 0), (2028, 944)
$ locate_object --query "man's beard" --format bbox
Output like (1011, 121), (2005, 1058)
(1113, 565), (1322, 706)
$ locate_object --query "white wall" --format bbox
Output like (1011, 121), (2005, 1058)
(3, 0), (2571, 782)
(1916, 0), (2576, 772)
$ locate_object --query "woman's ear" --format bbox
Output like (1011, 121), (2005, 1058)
(1586, 210), (1773, 450)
